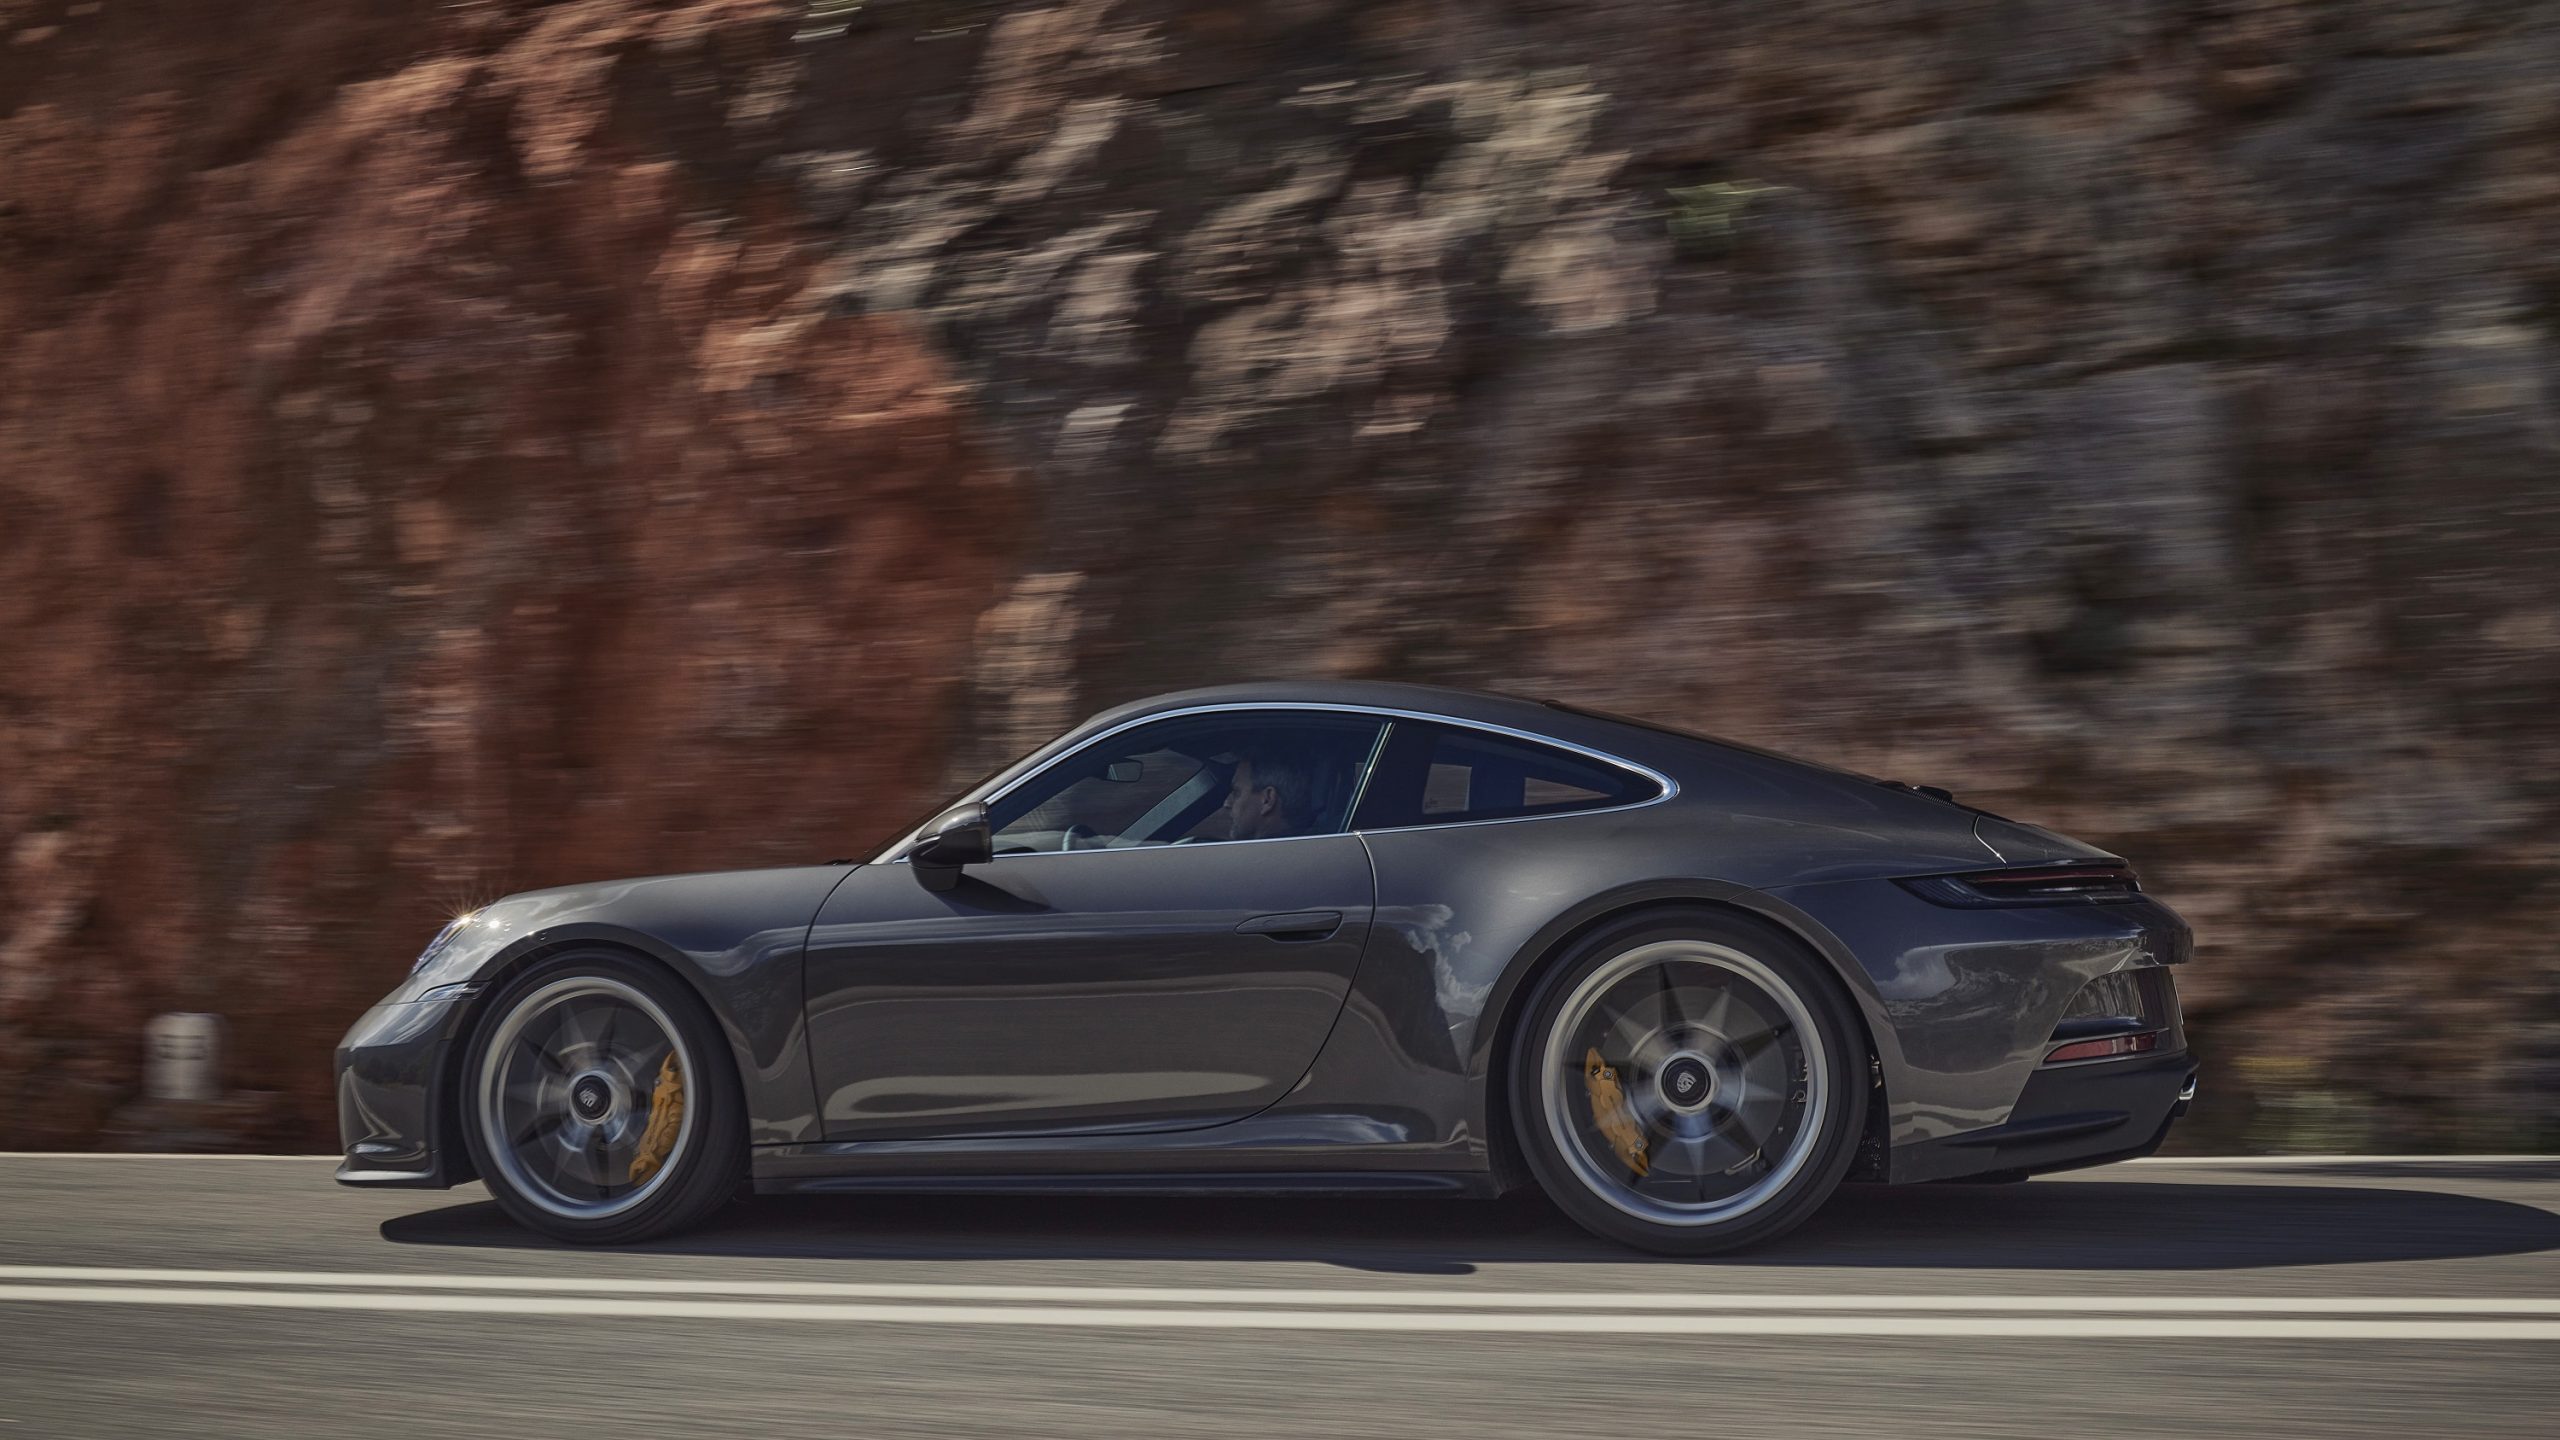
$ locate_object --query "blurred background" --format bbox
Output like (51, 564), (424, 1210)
(2, 0), (2556, 1157)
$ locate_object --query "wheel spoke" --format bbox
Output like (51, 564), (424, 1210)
(1596, 991), (1648, 1066)
(1696, 1109), (1755, 1162)
(564, 999), (607, 1056)
(1698, 985), (1735, 1040)
(511, 1110), (564, 1149)
(1644, 1131), (1716, 1202)
(1654, 962), (1689, 1030)
(534, 1128), (579, 1197)
(1729, 1022), (1792, 1064)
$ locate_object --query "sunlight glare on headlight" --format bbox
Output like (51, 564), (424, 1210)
(408, 911), (477, 977)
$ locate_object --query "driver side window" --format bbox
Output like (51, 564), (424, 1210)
(989, 712), (1387, 853)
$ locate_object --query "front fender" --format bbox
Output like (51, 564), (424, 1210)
(388, 866), (848, 1146)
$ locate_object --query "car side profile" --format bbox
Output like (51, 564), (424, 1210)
(337, 681), (2196, 1254)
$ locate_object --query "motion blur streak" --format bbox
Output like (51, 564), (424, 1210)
(8, 1266), (2560, 1315)
(6, 1157), (2559, 1436)
(5, 0), (2559, 1160)
(4, 1286), (2558, 1342)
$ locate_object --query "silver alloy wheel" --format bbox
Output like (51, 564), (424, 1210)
(475, 975), (696, 1221)
(1539, 940), (1829, 1227)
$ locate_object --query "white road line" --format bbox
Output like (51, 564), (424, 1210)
(0, 1285), (2552, 1339)
(2122, 1155), (2556, 1167)
(0, 1268), (2553, 1314)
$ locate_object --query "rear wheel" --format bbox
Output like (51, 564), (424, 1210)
(1510, 909), (1864, 1255)
(459, 951), (744, 1244)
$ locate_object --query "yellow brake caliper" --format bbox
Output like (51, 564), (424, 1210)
(626, 1051), (686, 1185)
(1583, 1047), (1650, 1177)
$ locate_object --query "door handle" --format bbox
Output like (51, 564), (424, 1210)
(1236, 910), (1343, 942)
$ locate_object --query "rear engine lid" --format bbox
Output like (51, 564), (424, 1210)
(1968, 812), (2121, 866)
(1868, 777), (2121, 867)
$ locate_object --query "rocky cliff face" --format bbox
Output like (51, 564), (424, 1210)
(5, 0), (2557, 1151)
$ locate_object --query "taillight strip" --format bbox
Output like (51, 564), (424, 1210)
(2044, 1032), (2161, 1065)
(1899, 863), (2142, 908)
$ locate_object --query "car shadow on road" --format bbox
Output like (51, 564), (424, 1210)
(381, 1176), (2560, 1274)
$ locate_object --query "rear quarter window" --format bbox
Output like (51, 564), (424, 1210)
(1357, 723), (1660, 829)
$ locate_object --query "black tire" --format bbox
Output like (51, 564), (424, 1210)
(457, 949), (746, 1244)
(1508, 907), (1865, 1256)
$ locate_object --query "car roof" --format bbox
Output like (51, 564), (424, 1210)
(1083, 680), (1578, 734)
(1078, 680), (1878, 785)
(1070, 680), (1824, 776)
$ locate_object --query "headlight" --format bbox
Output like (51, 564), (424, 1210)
(408, 913), (476, 977)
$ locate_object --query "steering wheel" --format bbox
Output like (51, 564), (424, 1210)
(1060, 823), (1097, 852)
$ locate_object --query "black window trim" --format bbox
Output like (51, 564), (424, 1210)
(877, 704), (1678, 863)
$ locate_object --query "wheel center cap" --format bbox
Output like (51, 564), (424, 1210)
(570, 1075), (614, 1122)
(1660, 1054), (1714, 1111)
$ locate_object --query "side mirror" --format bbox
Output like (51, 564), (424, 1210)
(911, 802), (993, 892)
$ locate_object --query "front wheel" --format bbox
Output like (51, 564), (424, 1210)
(458, 951), (745, 1244)
(1510, 909), (1865, 1255)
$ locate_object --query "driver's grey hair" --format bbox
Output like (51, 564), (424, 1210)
(1236, 743), (1325, 833)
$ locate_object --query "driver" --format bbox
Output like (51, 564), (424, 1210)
(1220, 744), (1323, 841)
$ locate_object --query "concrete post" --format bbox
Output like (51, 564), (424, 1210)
(144, 1013), (225, 1102)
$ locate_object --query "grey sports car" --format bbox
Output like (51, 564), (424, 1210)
(337, 681), (2196, 1254)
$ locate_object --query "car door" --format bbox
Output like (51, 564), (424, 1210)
(803, 709), (1388, 1140)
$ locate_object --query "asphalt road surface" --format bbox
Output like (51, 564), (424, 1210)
(4, 1155), (2558, 1438)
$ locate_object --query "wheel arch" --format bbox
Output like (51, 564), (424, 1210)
(436, 929), (753, 1186)
(1471, 883), (1892, 1192)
